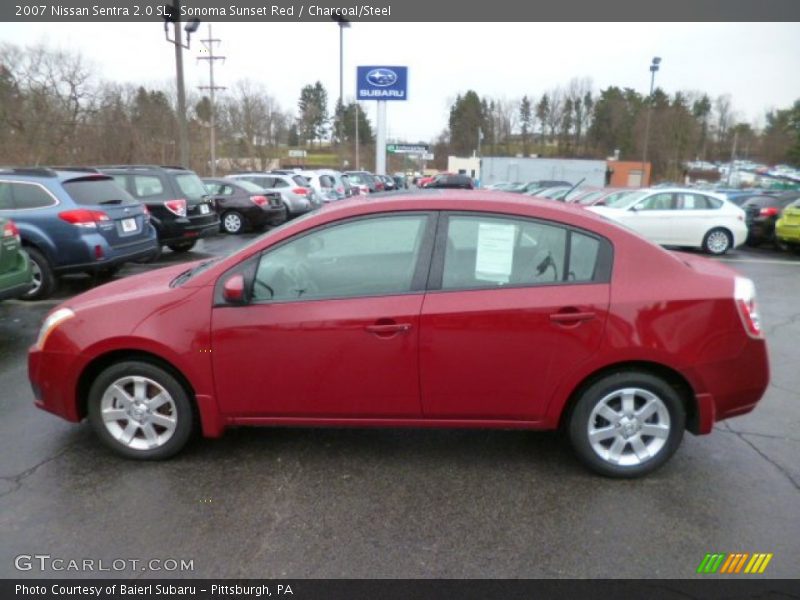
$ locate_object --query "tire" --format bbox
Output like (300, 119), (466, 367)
(702, 228), (732, 255)
(87, 361), (194, 460)
(568, 371), (686, 478)
(21, 247), (57, 301)
(167, 240), (197, 253)
(221, 210), (246, 234)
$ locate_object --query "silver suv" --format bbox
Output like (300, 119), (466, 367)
(226, 172), (320, 217)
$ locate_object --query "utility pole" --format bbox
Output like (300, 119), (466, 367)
(163, 1), (200, 168)
(726, 129), (739, 187)
(355, 101), (360, 170)
(198, 24), (225, 176)
(641, 56), (661, 186)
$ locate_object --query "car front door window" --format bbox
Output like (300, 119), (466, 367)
(253, 214), (430, 302)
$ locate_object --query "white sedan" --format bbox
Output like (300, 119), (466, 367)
(588, 188), (747, 255)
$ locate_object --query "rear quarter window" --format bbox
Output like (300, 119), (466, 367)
(63, 178), (136, 206)
(174, 173), (208, 200)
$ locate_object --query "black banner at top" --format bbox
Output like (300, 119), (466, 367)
(2, 0), (800, 22)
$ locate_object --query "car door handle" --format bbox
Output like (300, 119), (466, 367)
(365, 323), (412, 335)
(550, 311), (596, 324)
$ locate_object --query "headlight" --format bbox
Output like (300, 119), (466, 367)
(35, 308), (75, 350)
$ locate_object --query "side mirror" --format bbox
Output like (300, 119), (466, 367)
(630, 204), (642, 212)
(222, 274), (246, 304)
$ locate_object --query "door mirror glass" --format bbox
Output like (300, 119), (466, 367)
(223, 274), (246, 304)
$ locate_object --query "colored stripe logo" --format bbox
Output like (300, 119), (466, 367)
(697, 553), (773, 574)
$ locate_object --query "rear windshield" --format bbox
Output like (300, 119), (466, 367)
(291, 175), (309, 187)
(175, 173), (209, 200)
(63, 178), (137, 206)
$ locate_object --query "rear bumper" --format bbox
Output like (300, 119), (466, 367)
(243, 205), (287, 227)
(53, 234), (160, 275)
(687, 337), (769, 435)
(775, 222), (800, 244)
(155, 215), (221, 244)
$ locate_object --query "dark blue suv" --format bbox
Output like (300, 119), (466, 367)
(0, 168), (158, 300)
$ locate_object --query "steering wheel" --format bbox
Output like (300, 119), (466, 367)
(285, 263), (319, 297)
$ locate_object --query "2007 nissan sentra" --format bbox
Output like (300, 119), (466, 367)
(28, 190), (769, 477)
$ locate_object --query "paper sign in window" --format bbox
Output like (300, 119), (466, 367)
(475, 222), (516, 283)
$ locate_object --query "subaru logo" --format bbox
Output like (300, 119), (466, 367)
(366, 68), (397, 87)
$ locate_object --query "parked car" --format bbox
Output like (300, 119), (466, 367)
(299, 170), (349, 202)
(532, 186), (572, 200)
(426, 174), (474, 189)
(97, 165), (218, 255)
(740, 193), (798, 246)
(344, 171), (381, 193)
(0, 167), (158, 300)
(392, 174), (409, 190)
(589, 188), (747, 255)
(0, 217), (33, 301)
(226, 173), (319, 216)
(574, 188), (636, 207)
(775, 197), (800, 251)
(376, 174), (397, 191)
(202, 178), (286, 234)
(340, 174), (358, 197)
(415, 174), (440, 188)
(29, 190), (768, 477)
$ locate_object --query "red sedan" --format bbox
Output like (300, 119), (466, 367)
(28, 191), (769, 477)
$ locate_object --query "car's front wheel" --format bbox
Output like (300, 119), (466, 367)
(702, 228), (732, 255)
(87, 361), (194, 460)
(568, 371), (685, 478)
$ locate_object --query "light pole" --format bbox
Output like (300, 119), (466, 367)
(198, 25), (226, 176)
(641, 56), (661, 186)
(332, 15), (350, 161)
(163, 1), (201, 168)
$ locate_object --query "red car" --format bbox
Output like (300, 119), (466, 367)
(29, 191), (769, 477)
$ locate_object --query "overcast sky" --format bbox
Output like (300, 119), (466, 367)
(1, 22), (799, 142)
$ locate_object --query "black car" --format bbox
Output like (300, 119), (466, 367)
(742, 192), (800, 246)
(202, 178), (286, 234)
(97, 165), (219, 254)
(426, 174), (475, 190)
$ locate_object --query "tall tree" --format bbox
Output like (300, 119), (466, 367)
(535, 94), (550, 154)
(297, 81), (328, 147)
(519, 95), (532, 156)
(448, 90), (486, 156)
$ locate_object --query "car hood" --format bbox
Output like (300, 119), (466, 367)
(61, 261), (204, 313)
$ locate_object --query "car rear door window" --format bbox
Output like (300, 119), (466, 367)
(253, 215), (429, 302)
(0, 183), (13, 209)
(441, 214), (605, 289)
(10, 182), (57, 209)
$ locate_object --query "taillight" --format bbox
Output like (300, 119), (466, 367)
(734, 277), (762, 338)
(292, 187), (309, 195)
(250, 195), (268, 207)
(164, 199), (187, 217)
(336, 186), (344, 194)
(759, 207), (779, 217)
(58, 209), (110, 229)
(3, 220), (20, 243)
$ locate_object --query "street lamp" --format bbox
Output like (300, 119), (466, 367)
(640, 56), (661, 186)
(332, 15), (350, 163)
(163, 1), (201, 167)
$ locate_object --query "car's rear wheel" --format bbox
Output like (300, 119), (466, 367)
(568, 371), (685, 478)
(167, 240), (197, 253)
(21, 247), (57, 301)
(87, 361), (194, 460)
(221, 210), (246, 234)
(702, 228), (732, 255)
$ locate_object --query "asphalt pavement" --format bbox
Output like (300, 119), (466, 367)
(0, 234), (798, 579)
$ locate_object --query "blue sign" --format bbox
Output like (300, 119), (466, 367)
(357, 66), (408, 101)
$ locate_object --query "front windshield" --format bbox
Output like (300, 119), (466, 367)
(606, 190), (648, 208)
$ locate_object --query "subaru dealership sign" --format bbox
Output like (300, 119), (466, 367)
(357, 66), (408, 101)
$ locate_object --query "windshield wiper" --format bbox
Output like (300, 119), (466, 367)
(98, 199), (124, 205)
(171, 258), (220, 287)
